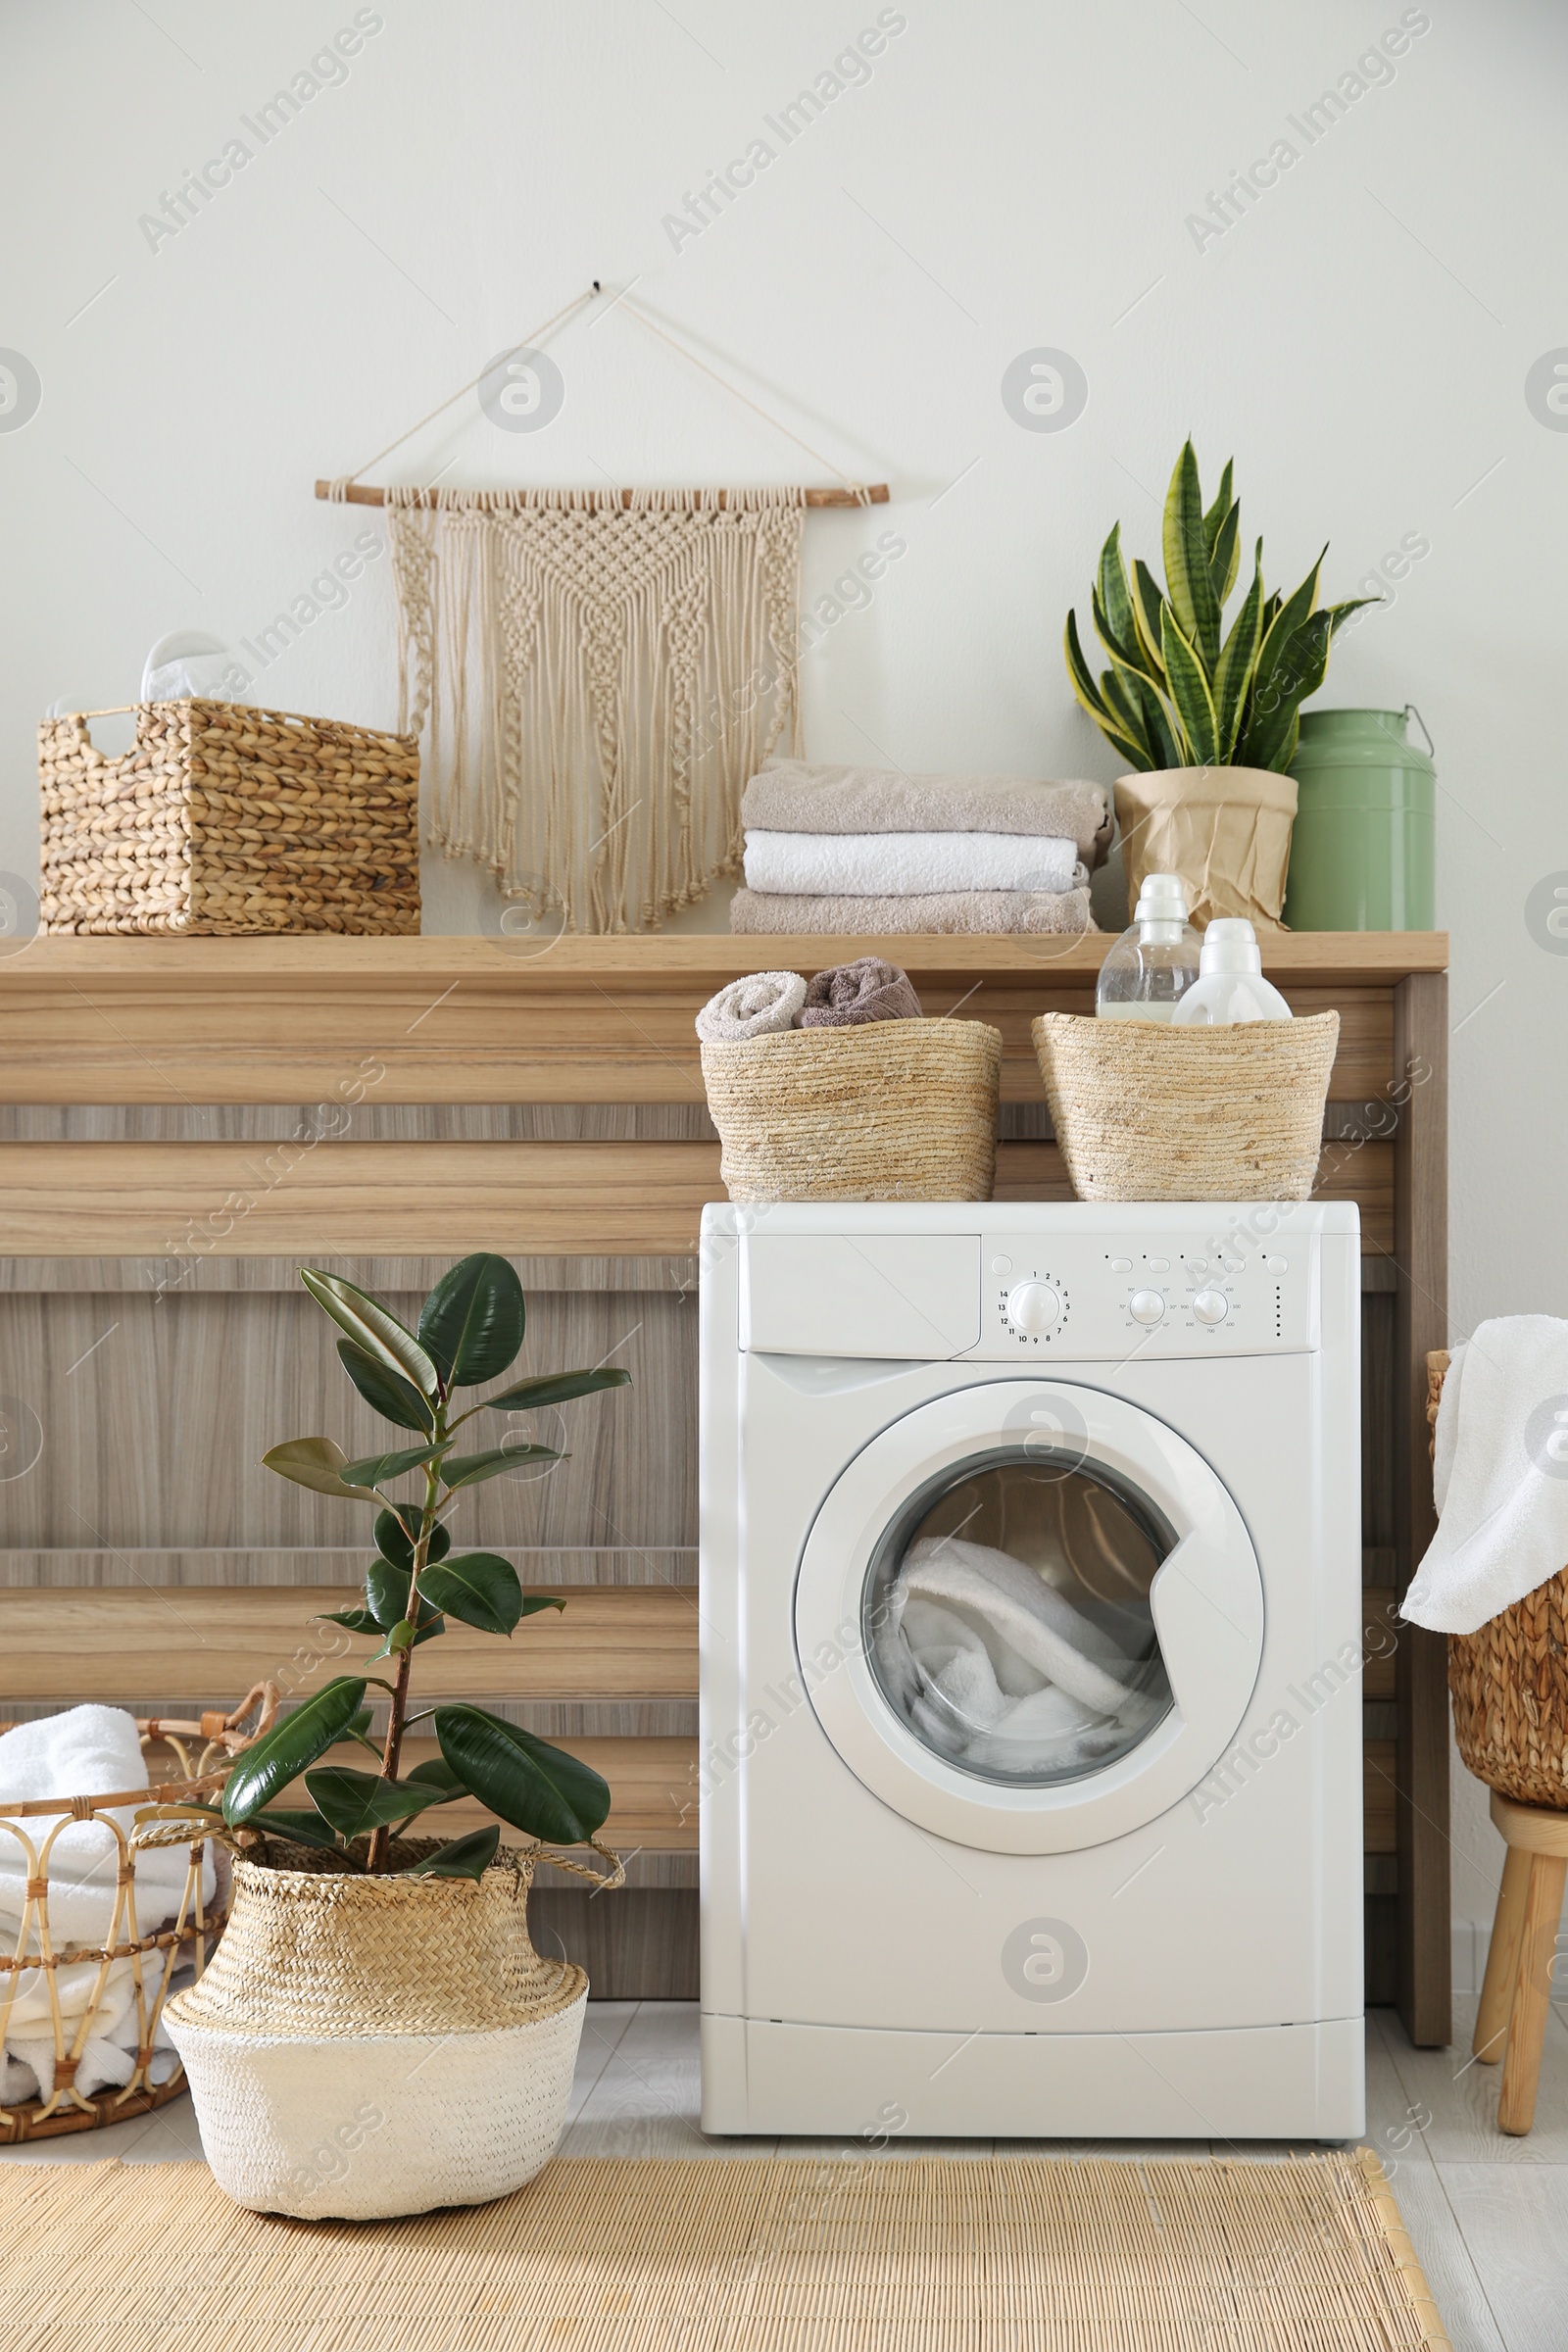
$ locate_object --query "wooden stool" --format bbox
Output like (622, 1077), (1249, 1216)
(1473, 1790), (1568, 2133)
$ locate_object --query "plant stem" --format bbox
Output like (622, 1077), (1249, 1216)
(365, 1446), (443, 1872)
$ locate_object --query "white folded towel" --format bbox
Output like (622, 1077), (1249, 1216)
(0, 1705), (214, 2101)
(1403, 1316), (1568, 1635)
(694, 969), (807, 1042)
(742, 830), (1080, 899)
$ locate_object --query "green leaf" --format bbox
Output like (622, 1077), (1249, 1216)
(442, 1445), (561, 1493)
(336, 1340), (432, 1434)
(1130, 560), (1169, 684)
(317, 1604), (379, 1634)
(1200, 457), (1234, 556)
(405, 1756), (465, 1794)
(417, 1254), (525, 1391)
(374, 1505), (452, 1575)
(303, 1765), (454, 1838)
(248, 1808), (345, 1853)
(301, 1268), (439, 1400)
(1162, 440), (1222, 671)
(366, 1555), (445, 1634)
(262, 1437), (375, 1503)
(340, 1442), (446, 1490)
(435, 1705), (611, 1843)
(1212, 540), (1266, 762)
(480, 1367), (632, 1412)
(1065, 612), (1152, 770)
(1159, 607), (1219, 765)
(1093, 524), (1161, 688)
(419, 1550), (525, 1636)
(1247, 612), (1337, 771)
(222, 1678), (368, 1827)
(1208, 500), (1241, 607)
(404, 1826), (501, 1881)
(1236, 550), (1324, 766)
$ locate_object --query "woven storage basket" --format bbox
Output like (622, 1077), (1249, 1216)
(38, 700), (420, 934)
(1031, 1011), (1340, 1202)
(1427, 1349), (1568, 1809)
(164, 1838), (594, 2217)
(700, 1017), (1003, 1203)
(0, 1684), (275, 2144)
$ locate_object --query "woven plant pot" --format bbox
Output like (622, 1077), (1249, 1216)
(1114, 765), (1298, 931)
(163, 1840), (587, 2218)
(1426, 1351), (1568, 1809)
(700, 1018), (1003, 1203)
(1032, 1011), (1339, 1203)
(38, 700), (420, 935)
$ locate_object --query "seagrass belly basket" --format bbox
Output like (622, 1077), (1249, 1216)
(38, 701), (420, 935)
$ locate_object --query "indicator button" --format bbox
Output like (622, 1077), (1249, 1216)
(1108, 1256), (1133, 1273)
(990, 1255), (1013, 1276)
(1263, 1255), (1288, 1273)
(1146, 1256), (1170, 1272)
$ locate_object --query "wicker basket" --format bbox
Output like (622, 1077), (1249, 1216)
(1427, 1349), (1568, 1809)
(700, 1018), (1003, 1204)
(39, 701), (420, 934)
(1031, 1012), (1340, 1203)
(0, 1684), (276, 2142)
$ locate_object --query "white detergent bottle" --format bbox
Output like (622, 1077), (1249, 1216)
(1096, 873), (1202, 1022)
(1171, 918), (1294, 1024)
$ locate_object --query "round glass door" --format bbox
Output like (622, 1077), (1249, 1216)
(864, 1446), (1175, 1788)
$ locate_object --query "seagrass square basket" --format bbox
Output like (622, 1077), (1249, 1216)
(38, 700), (421, 935)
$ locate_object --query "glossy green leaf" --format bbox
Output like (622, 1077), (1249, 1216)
(1064, 613), (1151, 770)
(480, 1367), (632, 1413)
(340, 1442), (446, 1490)
(1207, 500), (1241, 606)
(1161, 440), (1221, 669)
(336, 1340), (432, 1434)
(442, 1445), (561, 1493)
(261, 1437), (373, 1502)
(1212, 541), (1266, 762)
(1130, 560), (1168, 683)
(405, 1756), (465, 1794)
(222, 1678), (368, 1826)
(417, 1253), (525, 1391)
(404, 1826), (500, 1881)
(366, 1555), (445, 1635)
(317, 1604), (379, 1634)
(435, 1704), (611, 1843)
(1159, 607), (1219, 765)
(419, 1550), (524, 1636)
(1200, 457), (1235, 556)
(301, 1269), (438, 1399)
(375, 1506), (452, 1576)
(303, 1765), (452, 1839)
(248, 1808), (345, 1853)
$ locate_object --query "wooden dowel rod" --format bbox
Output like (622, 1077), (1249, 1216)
(314, 478), (889, 509)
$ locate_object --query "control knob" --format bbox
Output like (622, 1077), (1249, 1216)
(1128, 1289), (1165, 1326)
(1005, 1281), (1061, 1335)
(1192, 1289), (1230, 1326)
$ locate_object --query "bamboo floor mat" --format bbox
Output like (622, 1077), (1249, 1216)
(0, 2150), (1449, 2350)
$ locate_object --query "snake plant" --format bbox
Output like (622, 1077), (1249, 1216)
(1064, 441), (1375, 774)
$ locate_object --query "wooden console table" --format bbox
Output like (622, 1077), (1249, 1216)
(0, 932), (1449, 2041)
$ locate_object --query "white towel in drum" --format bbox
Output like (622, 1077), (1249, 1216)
(0, 1705), (214, 2102)
(742, 830), (1080, 899)
(1403, 1316), (1568, 1636)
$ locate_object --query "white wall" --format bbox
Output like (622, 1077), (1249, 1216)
(2, 0), (1563, 1948)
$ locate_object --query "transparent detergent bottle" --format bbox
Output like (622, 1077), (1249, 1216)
(1095, 873), (1202, 1022)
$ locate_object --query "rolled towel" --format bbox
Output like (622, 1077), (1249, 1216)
(731, 883), (1095, 936)
(744, 829), (1079, 898)
(798, 956), (922, 1028)
(743, 760), (1112, 866)
(695, 969), (807, 1042)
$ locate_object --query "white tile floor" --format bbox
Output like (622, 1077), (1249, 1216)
(4, 1999), (1564, 2350)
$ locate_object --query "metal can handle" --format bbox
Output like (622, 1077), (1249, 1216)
(1404, 703), (1435, 759)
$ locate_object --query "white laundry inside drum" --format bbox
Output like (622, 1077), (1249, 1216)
(866, 1454), (1174, 1786)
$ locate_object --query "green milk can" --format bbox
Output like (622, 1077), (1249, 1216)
(1284, 707), (1436, 930)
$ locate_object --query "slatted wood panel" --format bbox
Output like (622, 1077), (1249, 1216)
(0, 1138), (1396, 1256)
(0, 936), (1438, 1105)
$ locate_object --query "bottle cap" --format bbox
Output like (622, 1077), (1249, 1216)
(1198, 917), (1263, 976)
(1132, 873), (1190, 923)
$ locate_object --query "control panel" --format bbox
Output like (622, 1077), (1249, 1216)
(974, 1232), (1313, 1359)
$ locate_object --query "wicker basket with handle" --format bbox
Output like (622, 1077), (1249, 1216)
(0, 1683), (276, 2142)
(1428, 1349), (1568, 1809)
(39, 701), (420, 934)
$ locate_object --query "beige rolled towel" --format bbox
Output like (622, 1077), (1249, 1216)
(730, 886), (1096, 937)
(742, 760), (1112, 867)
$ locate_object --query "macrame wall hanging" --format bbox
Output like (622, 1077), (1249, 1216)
(318, 286), (887, 935)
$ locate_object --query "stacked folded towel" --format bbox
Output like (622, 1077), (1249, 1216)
(730, 760), (1110, 935)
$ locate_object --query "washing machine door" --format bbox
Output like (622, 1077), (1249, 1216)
(794, 1379), (1263, 1855)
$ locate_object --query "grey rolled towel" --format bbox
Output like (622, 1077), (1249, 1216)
(695, 969), (807, 1042)
(730, 885), (1096, 937)
(742, 760), (1112, 868)
(798, 957), (923, 1028)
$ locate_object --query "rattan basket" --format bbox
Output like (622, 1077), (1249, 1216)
(700, 1017), (1003, 1203)
(39, 701), (420, 934)
(0, 1684), (276, 2142)
(1427, 1350), (1568, 1809)
(1031, 1011), (1340, 1202)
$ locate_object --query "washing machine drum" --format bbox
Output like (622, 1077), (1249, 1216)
(794, 1380), (1264, 1855)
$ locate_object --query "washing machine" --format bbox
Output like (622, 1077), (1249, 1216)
(699, 1200), (1363, 2142)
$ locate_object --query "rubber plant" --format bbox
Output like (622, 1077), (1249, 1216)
(217, 1254), (630, 1878)
(1064, 440), (1376, 776)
